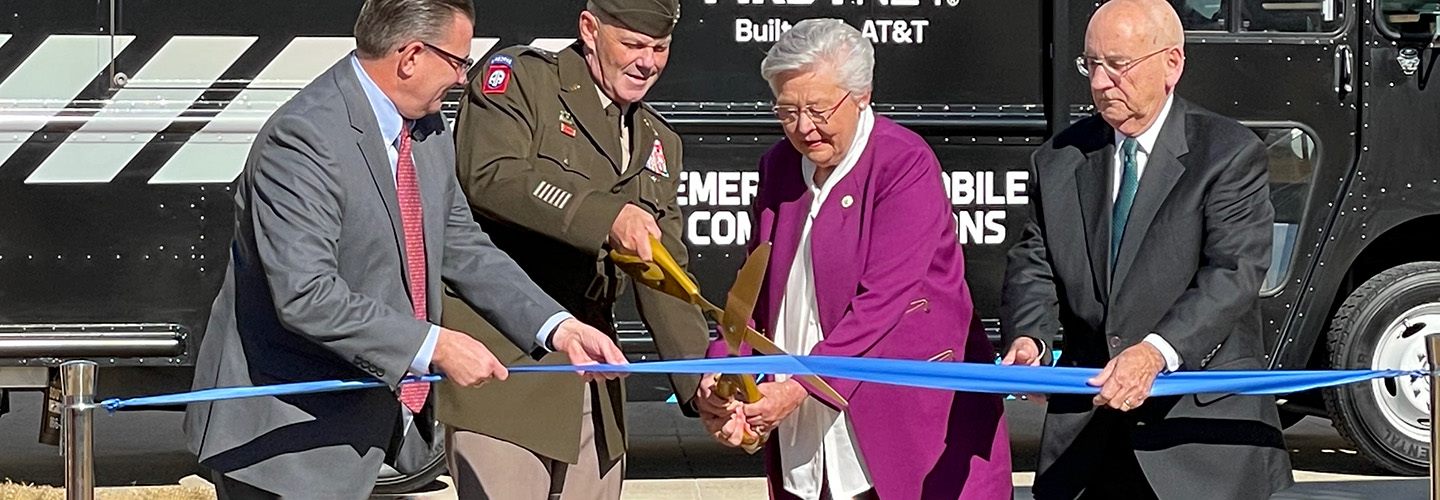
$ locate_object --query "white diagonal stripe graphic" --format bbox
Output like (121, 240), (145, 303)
(0, 35), (137, 167)
(0, 34), (11, 50)
(27, 36), (254, 184)
(471, 38), (500, 62)
(529, 38), (575, 53)
(247, 37), (356, 90)
(557, 192), (572, 209)
(152, 37), (500, 184)
(150, 37), (354, 184)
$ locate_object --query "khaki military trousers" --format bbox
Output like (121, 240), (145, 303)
(446, 385), (623, 500)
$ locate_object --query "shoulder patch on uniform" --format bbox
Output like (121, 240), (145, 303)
(487, 53), (514, 67)
(482, 64), (512, 94)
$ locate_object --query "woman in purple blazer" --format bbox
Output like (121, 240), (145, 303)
(694, 18), (1011, 500)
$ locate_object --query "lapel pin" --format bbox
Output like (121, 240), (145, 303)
(841, 195), (854, 208)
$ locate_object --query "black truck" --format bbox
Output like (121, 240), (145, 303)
(3, 0), (1439, 489)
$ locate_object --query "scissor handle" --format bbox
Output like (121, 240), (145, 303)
(608, 237), (702, 304)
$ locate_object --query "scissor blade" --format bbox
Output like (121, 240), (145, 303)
(722, 243), (771, 353)
(734, 324), (849, 409)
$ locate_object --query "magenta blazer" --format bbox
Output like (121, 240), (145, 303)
(710, 116), (1012, 499)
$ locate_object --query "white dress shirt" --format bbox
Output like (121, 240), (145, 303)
(772, 106), (876, 500)
(1111, 93), (1182, 373)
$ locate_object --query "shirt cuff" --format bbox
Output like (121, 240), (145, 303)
(1027, 336), (1047, 356)
(535, 312), (574, 352)
(1143, 333), (1183, 372)
(409, 324), (441, 375)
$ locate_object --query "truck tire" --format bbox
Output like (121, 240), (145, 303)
(372, 421), (448, 494)
(1322, 261), (1440, 476)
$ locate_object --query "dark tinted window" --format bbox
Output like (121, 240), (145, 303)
(1376, 1), (1440, 39)
(1167, 0), (1344, 33)
(1173, 0), (1229, 31)
(1255, 126), (1318, 292)
(1243, 0), (1343, 32)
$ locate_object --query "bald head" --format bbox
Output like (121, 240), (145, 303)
(1091, 0), (1184, 52)
(1084, 0), (1186, 136)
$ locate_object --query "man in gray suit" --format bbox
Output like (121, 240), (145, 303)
(184, 1), (628, 497)
(1000, 1), (1293, 499)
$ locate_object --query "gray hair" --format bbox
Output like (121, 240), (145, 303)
(354, 0), (475, 59)
(760, 19), (874, 95)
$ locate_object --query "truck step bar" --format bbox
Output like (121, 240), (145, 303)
(0, 324), (185, 360)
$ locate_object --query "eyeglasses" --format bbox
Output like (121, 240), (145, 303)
(772, 92), (852, 125)
(1075, 47), (1172, 80)
(417, 41), (475, 74)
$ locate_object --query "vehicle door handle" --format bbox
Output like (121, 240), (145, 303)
(1334, 45), (1354, 97)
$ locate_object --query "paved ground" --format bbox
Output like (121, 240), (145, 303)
(0, 392), (1427, 498)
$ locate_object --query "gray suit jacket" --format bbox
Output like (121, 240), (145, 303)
(184, 58), (565, 497)
(1001, 97), (1293, 500)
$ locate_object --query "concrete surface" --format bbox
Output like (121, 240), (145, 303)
(0, 392), (1427, 498)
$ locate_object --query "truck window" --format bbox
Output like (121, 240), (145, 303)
(1243, 0), (1343, 32)
(1173, 0), (1229, 31)
(1168, 0), (1344, 33)
(1376, 0), (1440, 38)
(1257, 126), (1317, 293)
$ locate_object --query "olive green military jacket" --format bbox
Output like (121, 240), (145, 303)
(436, 42), (708, 465)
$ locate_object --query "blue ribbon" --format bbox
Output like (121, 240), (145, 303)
(98, 355), (1423, 412)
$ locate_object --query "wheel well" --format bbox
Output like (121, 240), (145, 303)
(1304, 214), (1440, 368)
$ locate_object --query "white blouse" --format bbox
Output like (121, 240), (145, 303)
(772, 106), (876, 500)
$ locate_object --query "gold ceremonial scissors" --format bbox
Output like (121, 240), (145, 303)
(610, 237), (849, 451)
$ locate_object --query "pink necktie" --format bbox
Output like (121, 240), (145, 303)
(396, 124), (429, 413)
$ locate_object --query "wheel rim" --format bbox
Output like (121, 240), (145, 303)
(1368, 302), (1440, 443)
(376, 419), (446, 485)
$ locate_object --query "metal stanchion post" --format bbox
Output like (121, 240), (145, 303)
(60, 360), (96, 500)
(1427, 334), (1440, 500)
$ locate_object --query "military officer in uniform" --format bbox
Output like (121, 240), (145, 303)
(440, 1), (709, 498)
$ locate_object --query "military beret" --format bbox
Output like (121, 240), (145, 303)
(589, 0), (681, 38)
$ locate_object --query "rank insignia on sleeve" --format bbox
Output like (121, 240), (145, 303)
(482, 64), (511, 94)
(645, 139), (668, 177)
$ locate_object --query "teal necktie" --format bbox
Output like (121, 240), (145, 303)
(1112, 138), (1139, 265)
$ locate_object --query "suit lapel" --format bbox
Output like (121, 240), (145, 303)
(338, 62), (406, 270)
(1112, 99), (1189, 291)
(1075, 135), (1113, 301)
(808, 149), (866, 328)
(558, 46), (623, 173)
